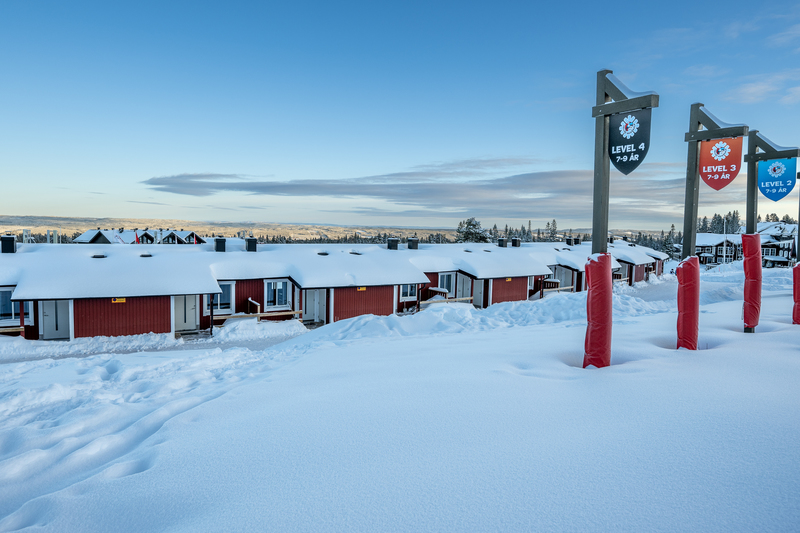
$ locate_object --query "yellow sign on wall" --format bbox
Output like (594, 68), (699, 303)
(506, 278), (512, 282)
(111, 298), (126, 303)
(357, 287), (366, 291)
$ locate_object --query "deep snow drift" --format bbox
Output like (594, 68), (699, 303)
(1, 263), (799, 532)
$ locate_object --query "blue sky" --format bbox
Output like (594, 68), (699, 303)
(2, 0), (800, 231)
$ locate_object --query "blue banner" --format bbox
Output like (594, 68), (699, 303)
(758, 158), (797, 202)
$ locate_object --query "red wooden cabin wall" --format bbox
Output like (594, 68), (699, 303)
(73, 296), (171, 338)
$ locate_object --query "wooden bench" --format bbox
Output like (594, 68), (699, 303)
(0, 326), (25, 336)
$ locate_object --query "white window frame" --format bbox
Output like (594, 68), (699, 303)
(264, 279), (292, 310)
(399, 284), (417, 302)
(528, 276), (537, 290)
(205, 281), (235, 316)
(439, 272), (455, 297)
(0, 289), (32, 327)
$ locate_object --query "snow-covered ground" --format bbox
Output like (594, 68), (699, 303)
(1, 263), (799, 531)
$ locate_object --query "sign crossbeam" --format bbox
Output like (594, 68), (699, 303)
(743, 132), (800, 162)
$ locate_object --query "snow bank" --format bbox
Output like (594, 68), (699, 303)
(0, 320), (308, 363)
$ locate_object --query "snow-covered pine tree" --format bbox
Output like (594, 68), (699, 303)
(455, 217), (490, 243)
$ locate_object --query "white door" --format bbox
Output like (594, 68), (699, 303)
(303, 290), (327, 324)
(42, 300), (70, 340)
(456, 274), (471, 300)
(174, 295), (197, 332)
(473, 280), (484, 308)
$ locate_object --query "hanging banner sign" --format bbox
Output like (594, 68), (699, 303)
(758, 158), (797, 202)
(608, 108), (651, 175)
(698, 136), (743, 190)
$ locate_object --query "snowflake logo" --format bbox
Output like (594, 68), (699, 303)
(710, 141), (731, 161)
(619, 115), (639, 139)
(767, 161), (786, 178)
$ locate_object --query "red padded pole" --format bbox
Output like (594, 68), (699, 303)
(793, 264), (800, 325)
(676, 256), (699, 350)
(742, 234), (762, 332)
(583, 253), (612, 368)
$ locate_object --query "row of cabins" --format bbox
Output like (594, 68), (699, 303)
(680, 223), (798, 267)
(0, 236), (668, 341)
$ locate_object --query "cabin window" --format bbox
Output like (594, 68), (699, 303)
(265, 280), (291, 308)
(0, 290), (30, 325)
(528, 276), (536, 290)
(400, 284), (417, 301)
(205, 282), (235, 315)
(439, 273), (454, 296)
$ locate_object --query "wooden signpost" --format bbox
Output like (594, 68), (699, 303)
(591, 70), (659, 254)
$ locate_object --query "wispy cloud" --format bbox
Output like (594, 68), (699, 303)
(768, 23), (800, 47)
(128, 200), (172, 206)
(723, 69), (800, 104)
(142, 159), (735, 227)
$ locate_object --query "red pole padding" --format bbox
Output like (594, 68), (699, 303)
(793, 264), (800, 325)
(583, 253), (612, 368)
(742, 234), (762, 330)
(676, 256), (699, 350)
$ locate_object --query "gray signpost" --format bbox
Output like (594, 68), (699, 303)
(681, 104), (748, 259)
(591, 70), (659, 254)
(742, 132), (800, 233)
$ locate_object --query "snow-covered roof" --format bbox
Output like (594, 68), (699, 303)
(73, 229), (156, 244)
(5, 244), (222, 300)
(0, 239), (671, 300)
(523, 243), (621, 271)
(695, 233), (742, 247)
(403, 243), (552, 278)
(607, 241), (660, 265)
(756, 222), (797, 238)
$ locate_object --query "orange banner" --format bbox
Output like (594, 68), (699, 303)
(699, 136), (743, 191)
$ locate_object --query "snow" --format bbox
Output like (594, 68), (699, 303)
(695, 232), (742, 246)
(1, 263), (799, 531)
(0, 319), (307, 364)
(404, 243), (553, 278)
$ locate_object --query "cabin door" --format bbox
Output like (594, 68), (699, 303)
(174, 295), (198, 332)
(472, 280), (484, 309)
(42, 300), (70, 340)
(456, 274), (471, 300)
(303, 290), (327, 324)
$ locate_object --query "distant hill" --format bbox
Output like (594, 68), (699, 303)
(0, 215), (457, 242)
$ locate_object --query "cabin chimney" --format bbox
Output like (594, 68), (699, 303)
(608, 236), (614, 244)
(214, 237), (227, 252)
(245, 237), (257, 252)
(511, 237), (521, 247)
(497, 238), (507, 248)
(566, 238), (574, 246)
(623, 235), (628, 241)
(1, 235), (16, 254)
(387, 238), (399, 250)
(407, 237), (419, 250)
(573, 237), (581, 245)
